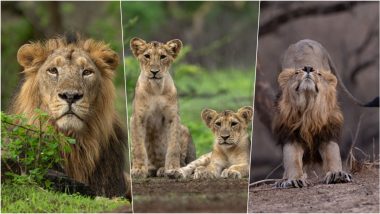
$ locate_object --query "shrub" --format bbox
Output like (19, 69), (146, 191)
(1, 109), (75, 186)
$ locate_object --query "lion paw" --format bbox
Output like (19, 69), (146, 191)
(193, 166), (216, 179)
(275, 179), (310, 188)
(165, 169), (184, 179)
(221, 169), (242, 179)
(324, 171), (352, 184)
(131, 167), (148, 178)
(156, 167), (166, 177)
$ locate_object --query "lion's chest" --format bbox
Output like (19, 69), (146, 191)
(222, 144), (249, 166)
(145, 96), (170, 114)
(143, 95), (174, 166)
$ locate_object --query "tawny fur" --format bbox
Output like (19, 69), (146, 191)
(12, 35), (129, 197)
(177, 107), (253, 179)
(273, 39), (352, 188)
(129, 37), (195, 178)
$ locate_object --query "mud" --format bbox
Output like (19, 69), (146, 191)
(131, 178), (249, 213)
(248, 168), (379, 213)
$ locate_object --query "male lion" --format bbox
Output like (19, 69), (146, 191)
(177, 107), (253, 179)
(273, 39), (352, 188)
(129, 37), (196, 178)
(12, 34), (129, 197)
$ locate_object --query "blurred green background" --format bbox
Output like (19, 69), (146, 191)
(122, 1), (258, 156)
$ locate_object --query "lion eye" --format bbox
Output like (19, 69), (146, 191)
(82, 69), (93, 76)
(47, 67), (58, 75)
(160, 55), (166, 60)
(215, 122), (221, 127)
(231, 122), (238, 127)
(295, 71), (299, 75)
(144, 54), (150, 59)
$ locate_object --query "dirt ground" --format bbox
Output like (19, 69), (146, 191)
(130, 178), (249, 213)
(110, 204), (132, 213)
(248, 168), (379, 213)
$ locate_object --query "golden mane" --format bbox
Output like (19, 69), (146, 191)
(11, 35), (126, 193)
(273, 68), (343, 149)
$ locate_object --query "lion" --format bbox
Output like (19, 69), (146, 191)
(273, 39), (352, 188)
(177, 107), (253, 179)
(129, 37), (196, 178)
(11, 34), (129, 197)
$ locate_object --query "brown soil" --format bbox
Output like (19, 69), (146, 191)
(109, 204), (132, 213)
(248, 168), (379, 213)
(131, 178), (249, 213)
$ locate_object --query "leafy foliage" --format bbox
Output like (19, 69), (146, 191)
(1, 110), (75, 186)
(121, 1), (166, 42)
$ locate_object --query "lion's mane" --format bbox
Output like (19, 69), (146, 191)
(11, 35), (128, 197)
(273, 68), (343, 161)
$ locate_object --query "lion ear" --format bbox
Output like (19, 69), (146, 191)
(130, 37), (147, 57)
(17, 43), (45, 69)
(83, 39), (119, 71)
(96, 49), (119, 71)
(166, 39), (182, 59)
(201, 108), (218, 128)
(237, 106), (253, 124)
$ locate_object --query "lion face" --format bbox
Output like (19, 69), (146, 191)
(278, 66), (338, 107)
(294, 66), (320, 93)
(279, 66), (327, 94)
(201, 107), (253, 147)
(130, 37), (182, 81)
(16, 37), (119, 134)
(37, 49), (102, 131)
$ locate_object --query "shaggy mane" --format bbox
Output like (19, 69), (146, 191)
(273, 68), (343, 151)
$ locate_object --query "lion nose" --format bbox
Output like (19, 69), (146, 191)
(150, 70), (159, 76)
(302, 66), (314, 74)
(58, 91), (83, 104)
(221, 135), (230, 140)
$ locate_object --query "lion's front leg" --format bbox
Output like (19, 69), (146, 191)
(164, 115), (181, 178)
(276, 142), (309, 188)
(174, 153), (212, 179)
(193, 156), (224, 179)
(193, 164), (222, 179)
(319, 141), (352, 184)
(130, 116), (149, 178)
(221, 163), (248, 179)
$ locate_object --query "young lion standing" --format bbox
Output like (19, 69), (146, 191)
(130, 37), (195, 178)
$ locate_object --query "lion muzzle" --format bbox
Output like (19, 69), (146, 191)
(58, 91), (84, 105)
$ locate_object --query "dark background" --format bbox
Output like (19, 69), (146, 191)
(251, 1), (379, 182)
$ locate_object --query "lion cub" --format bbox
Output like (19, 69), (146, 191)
(177, 107), (253, 179)
(130, 37), (195, 178)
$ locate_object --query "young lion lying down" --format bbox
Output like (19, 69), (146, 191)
(177, 106), (253, 179)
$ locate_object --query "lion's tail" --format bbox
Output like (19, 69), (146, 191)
(327, 52), (379, 107)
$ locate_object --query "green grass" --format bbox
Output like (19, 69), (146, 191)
(126, 59), (255, 157)
(1, 184), (129, 213)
